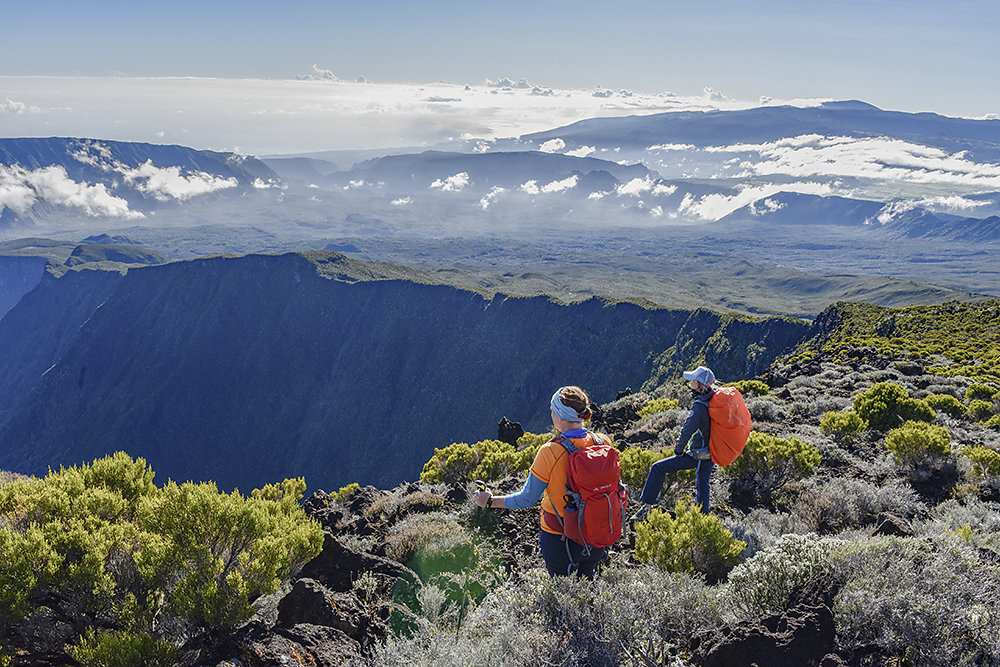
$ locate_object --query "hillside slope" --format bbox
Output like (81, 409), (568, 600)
(0, 251), (807, 491)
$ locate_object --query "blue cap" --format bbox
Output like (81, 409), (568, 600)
(683, 366), (716, 386)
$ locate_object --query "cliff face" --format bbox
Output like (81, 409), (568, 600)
(0, 255), (49, 319)
(0, 252), (809, 491)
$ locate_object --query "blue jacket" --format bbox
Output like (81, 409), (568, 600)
(676, 389), (714, 454)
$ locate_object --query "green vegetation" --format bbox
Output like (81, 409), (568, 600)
(332, 482), (361, 502)
(965, 446), (1000, 476)
(725, 379), (771, 396)
(884, 421), (951, 464)
(852, 382), (935, 431)
(819, 410), (866, 441)
(71, 629), (176, 667)
(637, 397), (680, 418)
(419, 432), (553, 486)
(965, 383), (998, 401)
(0, 452), (323, 658)
(619, 446), (671, 490)
(633, 501), (746, 580)
(794, 300), (1000, 383)
(968, 399), (994, 421)
(725, 432), (821, 502)
(923, 393), (967, 418)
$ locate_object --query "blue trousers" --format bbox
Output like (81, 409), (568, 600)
(639, 453), (715, 512)
(540, 530), (606, 579)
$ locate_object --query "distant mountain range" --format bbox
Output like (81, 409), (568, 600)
(2, 100), (999, 314)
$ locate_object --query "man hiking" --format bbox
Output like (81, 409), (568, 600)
(632, 365), (717, 522)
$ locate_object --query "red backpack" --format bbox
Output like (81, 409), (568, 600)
(547, 433), (628, 552)
(707, 386), (752, 466)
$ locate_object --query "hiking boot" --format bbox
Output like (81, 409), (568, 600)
(630, 506), (650, 525)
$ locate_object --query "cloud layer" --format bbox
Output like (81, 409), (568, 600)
(0, 76), (829, 155)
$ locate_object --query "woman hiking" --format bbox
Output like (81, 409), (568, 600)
(632, 365), (717, 523)
(474, 386), (616, 579)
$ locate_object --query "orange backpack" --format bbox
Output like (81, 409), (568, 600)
(707, 387), (752, 466)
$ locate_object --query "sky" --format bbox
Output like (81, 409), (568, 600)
(2, 0), (999, 155)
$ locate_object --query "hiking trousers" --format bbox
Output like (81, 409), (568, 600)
(540, 530), (606, 579)
(639, 453), (714, 512)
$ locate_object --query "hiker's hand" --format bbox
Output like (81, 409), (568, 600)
(474, 489), (492, 507)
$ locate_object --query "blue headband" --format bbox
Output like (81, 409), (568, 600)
(551, 389), (583, 422)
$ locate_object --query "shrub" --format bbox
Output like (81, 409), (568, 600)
(332, 482), (361, 503)
(725, 432), (822, 502)
(884, 420), (951, 464)
(965, 446), (1000, 477)
(634, 501), (746, 580)
(71, 629), (176, 667)
(965, 383), (998, 401)
(819, 410), (866, 442)
(420, 434), (552, 486)
(968, 398), (994, 421)
(638, 397), (680, 418)
(853, 382), (935, 431)
(793, 478), (920, 532)
(833, 535), (1000, 665)
(723, 533), (839, 620)
(0, 453), (323, 643)
(725, 380), (770, 396)
(923, 393), (967, 418)
(619, 446), (671, 491)
(746, 396), (788, 423)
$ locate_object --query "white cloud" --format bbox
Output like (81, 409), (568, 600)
(749, 197), (786, 216)
(540, 174), (579, 193)
(346, 179), (365, 189)
(615, 176), (678, 197)
(479, 186), (505, 210)
(391, 196), (412, 206)
(520, 175), (578, 195)
(704, 87), (732, 102)
(588, 190), (609, 200)
(71, 141), (239, 201)
(565, 145), (595, 158)
(650, 205), (664, 217)
(1, 98), (27, 114)
(704, 134), (1000, 190)
(539, 138), (565, 153)
(647, 143), (696, 151)
(912, 195), (989, 212)
(678, 182), (833, 221)
(0, 164), (142, 218)
(486, 77), (534, 89)
(429, 172), (469, 191)
(298, 64), (340, 81)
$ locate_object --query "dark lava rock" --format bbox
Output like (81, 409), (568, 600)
(277, 578), (387, 649)
(498, 416), (524, 446)
(692, 576), (840, 667)
(299, 530), (415, 597)
(616, 387), (633, 400)
(894, 361), (924, 376)
(202, 621), (362, 667)
(870, 513), (914, 537)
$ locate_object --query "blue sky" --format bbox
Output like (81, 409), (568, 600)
(1, 1), (998, 152)
(4, 0), (998, 114)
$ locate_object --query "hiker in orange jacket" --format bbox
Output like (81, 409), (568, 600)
(474, 386), (611, 578)
(632, 366), (717, 522)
